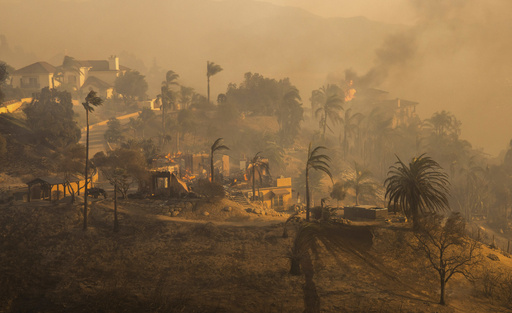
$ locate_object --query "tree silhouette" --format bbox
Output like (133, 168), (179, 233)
(385, 154), (450, 230)
(340, 108), (363, 159)
(345, 163), (377, 206)
(277, 87), (303, 146)
(210, 138), (229, 182)
(313, 85), (343, 141)
(412, 213), (478, 305)
(207, 61), (223, 104)
(114, 70), (148, 104)
(82, 90), (103, 231)
(247, 152), (270, 201)
(160, 70), (179, 147)
(305, 143), (332, 221)
(330, 181), (346, 208)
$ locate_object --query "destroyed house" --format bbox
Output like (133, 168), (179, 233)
(343, 205), (388, 220)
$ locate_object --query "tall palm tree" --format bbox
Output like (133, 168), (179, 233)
(206, 61), (223, 104)
(82, 90), (103, 231)
(340, 107), (363, 159)
(247, 152), (271, 201)
(160, 70), (179, 146)
(210, 138), (229, 182)
(313, 85), (343, 141)
(344, 163), (377, 206)
(385, 154), (450, 230)
(305, 143), (332, 221)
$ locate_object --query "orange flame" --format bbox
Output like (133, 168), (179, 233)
(344, 80), (356, 102)
(345, 88), (356, 102)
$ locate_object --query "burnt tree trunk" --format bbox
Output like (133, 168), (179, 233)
(114, 182), (119, 233)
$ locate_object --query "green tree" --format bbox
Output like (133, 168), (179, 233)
(385, 154), (450, 230)
(226, 73), (295, 116)
(313, 85), (343, 141)
(247, 152), (270, 201)
(114, 70), (148, 104)
(23, 87), (81, 148)
(207, 61), (223, 104)
(82, 90), (103, 231)
(305, 143), (333, 221)
(104, 117), (123, 143)
(277, 87), (304, 146)
(344, 163), (377, 206)
(210, 138), (229, 182)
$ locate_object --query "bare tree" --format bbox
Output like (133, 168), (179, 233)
(412, 212), (479, 305)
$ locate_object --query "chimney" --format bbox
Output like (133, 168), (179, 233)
(108, 55), (119, 71)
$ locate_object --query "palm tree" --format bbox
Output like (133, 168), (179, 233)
(344, 163), (377, 206)
(305, 143), (333, 221)
(179, 85), (194, 110)
(160, 70), (179, 146)
(385, 154), (450, 230)
(206, 61), (223, 104)
(277, 87), (303, 146)
(247, 152), (270, 201)
(53, 56), (82, 90)
(210, 138), (229, 182)
(340, 108), (363, 159)
(82, 90), (103, 231)
(313, 85), (343, 141)
(427, 110), (461, 137)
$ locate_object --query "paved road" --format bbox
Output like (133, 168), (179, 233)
(79, 111), (140, 157)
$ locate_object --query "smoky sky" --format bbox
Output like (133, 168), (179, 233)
(1, 0), (511, 155)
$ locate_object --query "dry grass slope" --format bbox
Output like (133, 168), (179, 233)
(0, 199), (511, 312)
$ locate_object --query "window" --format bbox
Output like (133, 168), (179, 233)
(29, 77), (38, 85)
(156, 177), (168, 189)
(273, 195), (284, 208)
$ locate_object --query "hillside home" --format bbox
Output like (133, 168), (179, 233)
(11, 62), (57, 92)
(11, 56), (128, 99)
(241, 177), (292, 211)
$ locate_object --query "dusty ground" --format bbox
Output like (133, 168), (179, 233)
(0, 197), (511, 313)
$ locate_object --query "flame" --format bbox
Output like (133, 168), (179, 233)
(344, 80), (356, 102)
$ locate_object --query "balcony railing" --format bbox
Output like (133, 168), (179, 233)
(20, 83), (40, 89)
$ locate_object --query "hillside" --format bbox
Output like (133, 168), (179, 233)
(1, 197), (511, 312)
(0, 0), (402, 97)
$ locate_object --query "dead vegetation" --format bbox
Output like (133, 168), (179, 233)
(0, 199), (511, 312)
